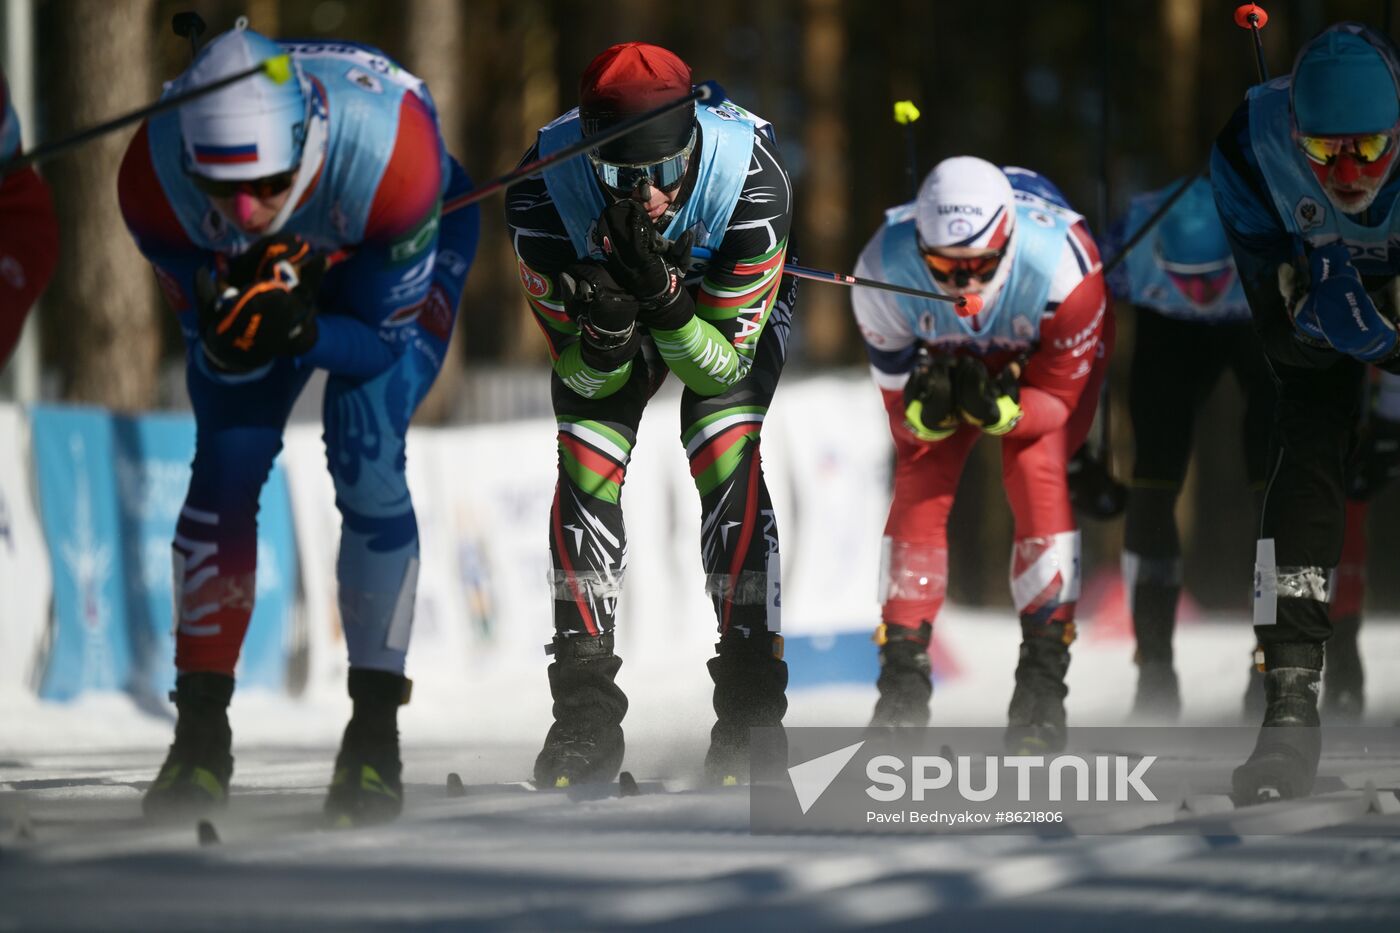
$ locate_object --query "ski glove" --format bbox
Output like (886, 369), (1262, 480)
(560, 263), (641, 371)
(195, 235), (322, 373)
(1282, 243), (1398, 363)
(594, 198), (695, 326)
(954, 355), (1023, 435)
(902, 349), (958, 441)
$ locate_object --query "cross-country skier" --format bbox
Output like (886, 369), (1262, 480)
(504, 43), (796, 786)
(0, 66), (58, 367)
(117, 23), (479, 824)
(1106, 176), (1274, 719)
(852, 156), (1110, 752)
(1212, 21), (1400, 800)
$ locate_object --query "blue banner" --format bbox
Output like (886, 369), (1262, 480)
(110, 412), (296, 696)
(30, 406), (132, 701)
(31, 406), (298, 701)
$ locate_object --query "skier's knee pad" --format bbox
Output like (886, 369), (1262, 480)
(1010, 531), (1080, 623)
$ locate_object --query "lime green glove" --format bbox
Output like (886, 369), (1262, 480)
(954, 356), (1023, 436)
(902, 350), (959, 441)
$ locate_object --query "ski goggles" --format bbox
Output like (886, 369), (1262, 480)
(1158, 254), (1236, 306)
(588, 128), (697, 197)
(1294, 129), (1398, 166)
(919, 242), (1007, 284)
(188, 169), (298, 200)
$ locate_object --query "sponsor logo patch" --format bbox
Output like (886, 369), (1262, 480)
(519, 258), (550, 299)
(345, 68), (382, 94)
(1295, 196), (1325, 233)
(390, 211), (439, 264)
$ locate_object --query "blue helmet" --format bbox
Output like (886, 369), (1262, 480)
(1156, 177), (1231, 267)
(1291, 22), (1400, 136)
(176, 23), (308, 180)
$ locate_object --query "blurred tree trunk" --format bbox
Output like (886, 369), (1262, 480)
(475, 0), (556, 365)
(798, 0), (848, 363)
(1160, 0), (1201, 172)
(43, 0), (159, 410)
(403, 0), (467, 423)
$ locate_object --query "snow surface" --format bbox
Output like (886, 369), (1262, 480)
(4, 610), (1400, 931)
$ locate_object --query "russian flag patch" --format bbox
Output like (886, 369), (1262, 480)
(193, 143), (259, 165)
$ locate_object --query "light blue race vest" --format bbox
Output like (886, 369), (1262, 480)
(1120, 190), (1249, 323)
(1249, 77), (1400, 276)
(147, 40), (448, 255)
(876, 195), (1070, 354)
(537, 99), (758, 268)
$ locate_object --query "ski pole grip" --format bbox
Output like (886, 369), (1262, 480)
(1233, 4), (1268, 30)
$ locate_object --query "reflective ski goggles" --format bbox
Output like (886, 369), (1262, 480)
(588, 128), (696, 197)
(1294, 129), (1398, 166)
(1159, 256), (1236, 306)
(188, 169), (298, 200)
(919, 242), (1007, 284)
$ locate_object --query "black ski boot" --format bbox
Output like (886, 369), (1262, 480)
(324, 669), (410, 827)
(1130, 582), (1181, 721)
(1232, 642), (1323, 804)
(143, 672), (235, 820)
(705, 631), (788, 786)
(869, 622), (933, 728)
(1004, 618), (1074, 754)
(533, 632), (628, 788)
(1322, 615), (1364, 723)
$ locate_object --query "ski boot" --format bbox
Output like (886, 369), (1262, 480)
(1232, 642), (1323, 804)
(1322, 615), (1364, 723)
(1129, 581), (1181, 721)
(143, 672), (235, 820)
(324, 669), (411, 827)
(1004, 617), (1074, 754)
(705, 631), (788, 786)
(533, 632), (628, 788)
(868, 622), (933, 729)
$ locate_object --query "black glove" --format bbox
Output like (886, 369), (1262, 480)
(196, 235), (322, 373)
(1067, 443), (1127, 520)
(901, 350), (958, 441)
(953, 355), (1023, 435)
(593, 199), (695, 327)
(222, 233), (326, 293)
(1347, 418), (1400, 500)
(560, 263), (641, 371)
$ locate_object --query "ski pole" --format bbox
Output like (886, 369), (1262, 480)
(780, 262), (982, 315)
(0, 53), (293, 176)
(1102, 170), (1203, 276)
(893, 100), (921, 201)
(1234, 4), (1272, 83)
(172, 10), (208, 57)
(678, 244), (980, 314)
(443, 81), (726, 215)
(1101, 5), (1271, 276)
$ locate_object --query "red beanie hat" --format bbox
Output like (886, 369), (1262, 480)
(579, 42), (696, 163)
